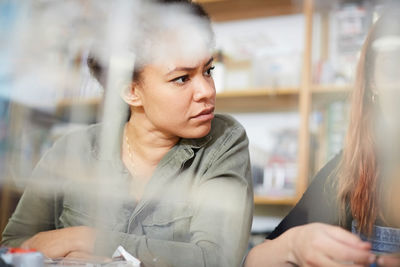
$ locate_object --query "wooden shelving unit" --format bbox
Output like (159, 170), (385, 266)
(216, 88), (299, 113)
(311, 85), (352, 109)
(56, 85), (350, 113)
(215, 86), (351, 113)
(55, 97), (100, 123)
(217, 88), (299, 98)
(55, 0), (352, 207)
(199, 0), (343, 206)
(312, 85), (352, 94)
(195, 0), (302, 21)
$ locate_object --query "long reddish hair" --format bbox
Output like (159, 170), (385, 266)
(337, 4), (400, 235)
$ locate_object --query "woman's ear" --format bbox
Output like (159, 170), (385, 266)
(121, 82), (142, 107)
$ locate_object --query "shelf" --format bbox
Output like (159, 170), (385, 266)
(217, 88), (299, 98)
(57, 97), (101, 107)
(216, 85), (352, 112)
(54, 85), (351, 115)
(56, 97), (101, 123)
(216, 88), (299, 112)
(311, 85), (352, 108)
(196, 0), (301, 22)
(311, 84), (352, 94)
(194, 0), (226, 3)
(217, 84), (351, 97)
(254, 195), (297, 205)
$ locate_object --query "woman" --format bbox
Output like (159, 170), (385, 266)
(1, 1), (253, 266)
(246, 3), (400, 267)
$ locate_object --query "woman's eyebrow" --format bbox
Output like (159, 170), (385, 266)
(166, 57), (214, 75)
(204, 57), (214, 67)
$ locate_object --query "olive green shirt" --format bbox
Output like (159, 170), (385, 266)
(1, 114), (253, 267)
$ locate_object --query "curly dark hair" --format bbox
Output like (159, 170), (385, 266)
(87, 0), (211, 87)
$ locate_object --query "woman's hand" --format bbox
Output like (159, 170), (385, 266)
(377, 254), (400, 267)
(21, 226), (96, 259)
(246, 223), (376, 267)
(288, 223), (375, 266)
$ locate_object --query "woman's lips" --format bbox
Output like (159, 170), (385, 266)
(192, 107), (215, 121)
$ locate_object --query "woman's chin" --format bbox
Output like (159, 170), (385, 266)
(181, 123), (212, 139)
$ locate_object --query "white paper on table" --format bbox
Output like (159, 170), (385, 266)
(112, 246), (141, 267)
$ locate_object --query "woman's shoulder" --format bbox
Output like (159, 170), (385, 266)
(47, 123), (103, 159)
(204, 114), (248, 151)
(212, 113), (244, 130)
(24, 124), (104, 191)
(199, 114), (249, 163)
(53, 123), (101, 145)
(209, 114), (246, 141)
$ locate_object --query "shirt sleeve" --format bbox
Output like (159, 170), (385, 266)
(95, 124), (253, 267)
(267, 153), (342, 240)
(1, 142), (63, 247)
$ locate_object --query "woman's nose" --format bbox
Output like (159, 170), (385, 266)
(193, 77), (216, 102)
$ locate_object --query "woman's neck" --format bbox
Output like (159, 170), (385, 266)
(125, 110), (180, 170)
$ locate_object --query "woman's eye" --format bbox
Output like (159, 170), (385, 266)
(171, 75), (190, 84)
(204, 66), (215, 77)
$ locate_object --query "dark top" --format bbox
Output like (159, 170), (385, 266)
(268, 153), (353, 240)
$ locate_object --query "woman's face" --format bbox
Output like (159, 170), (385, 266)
(133, 54), (216, 139)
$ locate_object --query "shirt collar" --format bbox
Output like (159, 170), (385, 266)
(179, 134), (213, 149)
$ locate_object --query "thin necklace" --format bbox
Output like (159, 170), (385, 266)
(124, 125), (147, 200)
(125, 127), (134, 161)
(124, 124), (137, 177)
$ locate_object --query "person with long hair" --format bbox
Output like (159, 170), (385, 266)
(1, 1), (253, 266)
(246, 3), (400, 267)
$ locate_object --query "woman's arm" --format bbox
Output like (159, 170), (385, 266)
(246, 223), (375, 267)
(1, 148), (60, 247)
(20, 226), (96, 259)
(2, 127), (99, 257)
(1, 134), (80, 256)
(245, 154), (375, 267)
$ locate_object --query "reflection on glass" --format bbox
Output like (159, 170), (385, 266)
(0, 1), (252, 266)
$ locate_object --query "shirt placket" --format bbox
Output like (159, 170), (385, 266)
(125, 145), (195, 234)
